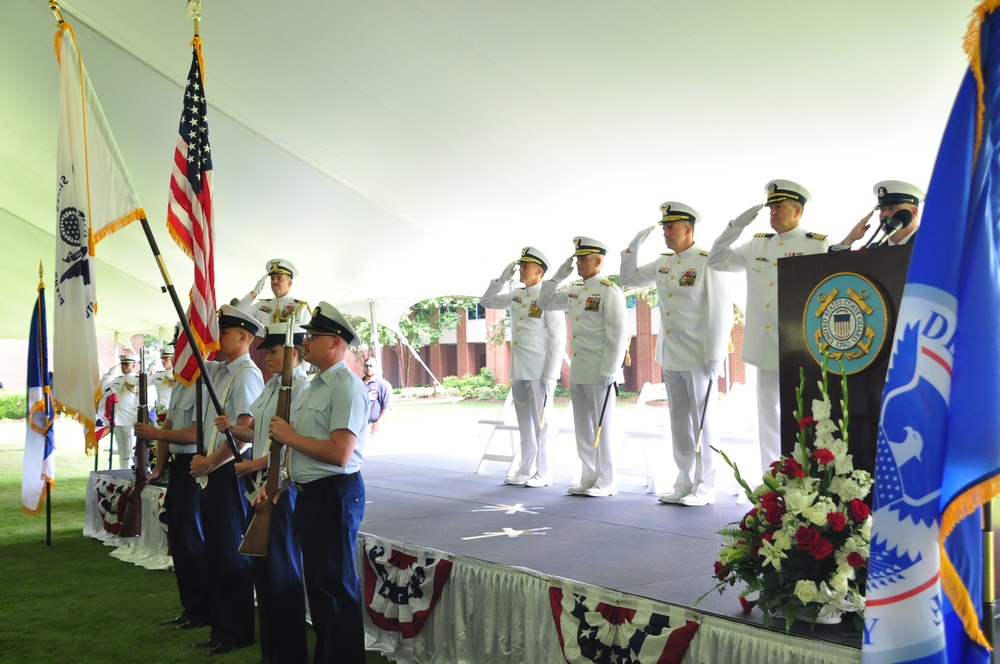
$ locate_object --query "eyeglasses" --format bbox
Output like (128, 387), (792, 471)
(304, 333), (337, 341)
(364, 364), (376, 368)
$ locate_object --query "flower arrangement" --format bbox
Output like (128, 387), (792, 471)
(702, 357), (873, 629)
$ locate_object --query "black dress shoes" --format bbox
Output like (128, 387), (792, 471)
(192, 639), (219, 650)
(160, 615), (188, 626)
(206, 643), (241, 656)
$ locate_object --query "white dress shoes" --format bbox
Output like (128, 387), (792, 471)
(503, 474), (530, 486)
(524, 474), (551, 488)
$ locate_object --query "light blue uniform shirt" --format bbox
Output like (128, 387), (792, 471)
(288, 359), (369, 483)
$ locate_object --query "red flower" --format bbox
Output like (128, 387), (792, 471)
(847, 552), (865, 567)
(812, 449), (835, 465)
(798, 415), (816, 430)
(795, 526), (822, 552)
(714, 561), (729, 580)
(777, 457), (806, 479)
(827, 511), (847, 532)
(809, 538), (834, 560)
(739, 597), (754, 614)
(848, 499), (871, 522)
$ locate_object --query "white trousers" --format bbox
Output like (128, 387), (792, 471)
(511, 379), (555, 478)
(663, 369), (717, 495)
(113, 426), (136, 470)
(570, 383), (616, 490)
(756, 368), (781, 474)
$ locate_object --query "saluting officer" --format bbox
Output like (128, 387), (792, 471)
(237, 258), (312, 328)
(97, 350), (155, 469)
(831, 180), (925, 250)
(621, 201), (735, 506)
(480, 246), (566, 488)
(268, 302), (370, 664)
(538, 237), (628, 497)
(707, 180), (830, 473)
(151, 343), (176, 422)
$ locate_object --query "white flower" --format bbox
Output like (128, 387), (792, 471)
(812, 397), (832, 421)
(829, 572), (851, 596)
(794, 580), (819, 603)
(760, 537), (788, 571)
(783, 488), (815, 513)
(815, 418), (838, 436)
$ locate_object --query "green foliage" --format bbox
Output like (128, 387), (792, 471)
(399, 296), (479, 351)
(442, 367), (509, 401)
(0, 392), (27, 420)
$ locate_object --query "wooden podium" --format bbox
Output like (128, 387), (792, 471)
(776, 244), (913, 475)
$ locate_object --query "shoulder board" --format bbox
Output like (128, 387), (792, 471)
(600, 278), (616, 287)
(699, 250), (709, 256)
(569, 280), (584, 287)
(806, 232), (828, 240)
(660, 251), (675, 256)
(754, 232), (775, 238)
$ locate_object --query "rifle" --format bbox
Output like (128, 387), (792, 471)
(120, 350), (150, 538)
(239, 318), (295, 556)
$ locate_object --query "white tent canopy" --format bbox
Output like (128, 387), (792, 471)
(0, 1), (974, 340)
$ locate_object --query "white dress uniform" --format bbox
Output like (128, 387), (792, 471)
(480, 247), (566, 486)
(621, 215), (734, 505)
(97, 372), (156, 469)
(707, 181), (830, 473)
(237, 292), (313, 329)
(152, 369), (176, 420)
(538, 239), (627, 496)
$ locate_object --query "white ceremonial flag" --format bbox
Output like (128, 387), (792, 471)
(52, 22), (146, 453)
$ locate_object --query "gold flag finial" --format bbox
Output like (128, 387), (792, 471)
(48, 0), (64, 25)
(186, 0), (203, 36)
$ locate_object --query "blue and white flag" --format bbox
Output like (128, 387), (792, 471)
(22, 279), (55, 515)
(864, 4), (1000, 662)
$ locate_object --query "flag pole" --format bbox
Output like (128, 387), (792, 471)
(39, 261), (53, 548)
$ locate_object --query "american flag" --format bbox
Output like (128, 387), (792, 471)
(167, 37), (218, 386)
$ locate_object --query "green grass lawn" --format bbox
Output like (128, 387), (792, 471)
(0, 417), (395, 664)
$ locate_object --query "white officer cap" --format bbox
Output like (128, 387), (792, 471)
(218, 304), (265, 337)
(765, 179), (810, 206)
(659, 201), (700, 224)
(515, 246), (551, 272)
(119, 350), (138, 364)
(302, 301), (360, 346)
(265, 258), (297, 279)
(160, 344), (175, 358)
(873, 180), (924, 208)
(572, 237), (609, 256)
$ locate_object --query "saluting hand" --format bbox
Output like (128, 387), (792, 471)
(628, 225), (656, 250)
(499, 261), (517, 282)
(553, 255), (575, 282)
(252, 274), (268, 297)
(839, 210), (875, 246)
(731, 203), (765, 229)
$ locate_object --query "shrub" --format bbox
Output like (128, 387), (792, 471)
(0, 392), (28, 420)
(441, 368), (510, 402)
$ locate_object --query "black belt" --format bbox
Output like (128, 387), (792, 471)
(295, 472), (359, 492)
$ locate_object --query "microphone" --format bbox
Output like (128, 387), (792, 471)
(230, 298), (241, 307)
(872, 209), (914, 247)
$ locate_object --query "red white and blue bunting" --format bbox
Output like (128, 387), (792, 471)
(362, 536), (454, 638)
(549, 581), (699, 664)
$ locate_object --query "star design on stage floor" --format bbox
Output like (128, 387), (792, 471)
(461, 526), (551, 540)
(471, 502), (544, 515)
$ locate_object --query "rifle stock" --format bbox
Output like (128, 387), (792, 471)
(120, 351), (150, 538)
(239, 321), (295, 556)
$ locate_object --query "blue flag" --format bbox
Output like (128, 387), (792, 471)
(22, 279), (56, 515)
(864, 4), (1000, 662)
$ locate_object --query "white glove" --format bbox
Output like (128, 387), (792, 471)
(628, 226), (657, 250)
(553, 256), (575, 282)
(598, 372), (615, 387)
(707, 360), (725, 380)
(543, 378), (558, 396)
(499, 261), (517, 282)
(252, 274), (268, 296)
(730, 203), (765, 229)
